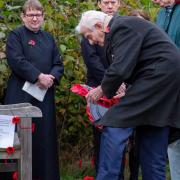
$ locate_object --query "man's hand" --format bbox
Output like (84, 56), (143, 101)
(152, 0), (175, 7)
(113, 83), (126, 98)
(86, 86), (103, 103)
(37, 73), (55, 89)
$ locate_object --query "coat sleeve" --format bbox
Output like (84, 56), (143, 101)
(49, 37), (64, 85)
(81, 38), (106, 83)
(6, 30), (41, 83)
(101, 26), (143, 98)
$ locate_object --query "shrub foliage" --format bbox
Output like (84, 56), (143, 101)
(0, 0), (159, 163)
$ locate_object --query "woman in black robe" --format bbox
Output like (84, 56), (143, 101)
(4, 0), (64, 179)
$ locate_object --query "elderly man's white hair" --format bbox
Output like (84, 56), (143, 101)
(76, 10), (110, 34)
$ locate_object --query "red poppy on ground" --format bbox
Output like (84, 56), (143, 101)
(12, 116), (20, 124)
(28, 39), (36, 46)
(79, 159), (82, 168)
(83, 176), (95, 180)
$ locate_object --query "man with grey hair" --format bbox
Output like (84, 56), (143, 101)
(76, 10), (180, 180)
(80, 1), (132, 180)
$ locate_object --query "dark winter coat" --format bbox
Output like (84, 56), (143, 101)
(156, 4), (180, 143)
(5, 26), (64, 180)
(81, 37), (109, 87)
(96, 16), (180, 129)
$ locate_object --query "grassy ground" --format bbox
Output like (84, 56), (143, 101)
(61, 166), (95, 180)
(61, 163), (171, 180)
(60, 147), (171, 180)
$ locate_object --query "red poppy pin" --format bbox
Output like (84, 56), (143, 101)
(12, 116), (20, 124)
(6, 147), (15, 155)
(28, 39), (36, 46)
(12, 171), (18, 180)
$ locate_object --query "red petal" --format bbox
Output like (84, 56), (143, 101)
(12, 116), (20, 124)
(12, 171), (18, 180)
(6, 147), (15, 155)
(70, 84), (88, 96)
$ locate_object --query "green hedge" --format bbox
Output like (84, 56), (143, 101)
(0, 0), (160, 159)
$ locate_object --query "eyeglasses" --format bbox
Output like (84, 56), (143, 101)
(25, 14), (43, 18)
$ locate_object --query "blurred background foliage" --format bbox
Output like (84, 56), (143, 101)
(0, 0), (160, 174)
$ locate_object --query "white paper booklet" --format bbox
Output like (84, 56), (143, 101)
(0, 115), (15, 148)
(22, 81), (47, 102)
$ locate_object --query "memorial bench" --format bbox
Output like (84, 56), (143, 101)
(0, 103), (42, 180)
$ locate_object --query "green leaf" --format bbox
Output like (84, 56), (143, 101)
(60, 44), (67, 53)
(6, 5), (21, 11)
(65, 55), (75, 62)
(0, 32), (5, 39)
(0, 1), (4, 8)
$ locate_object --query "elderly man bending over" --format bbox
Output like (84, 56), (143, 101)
(76, 10), (180, 180)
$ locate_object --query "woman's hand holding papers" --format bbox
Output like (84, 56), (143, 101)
(37, 73), (55, 89)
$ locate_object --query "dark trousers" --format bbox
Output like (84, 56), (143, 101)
(137, 126), (169, 180)
(92, 126), (101, 174)
(96, 126), (169, 180)
(129, 132), (139, 180)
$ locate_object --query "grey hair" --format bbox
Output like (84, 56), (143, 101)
(22, 0), (44, 14)
(75, 10), (109, 34)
